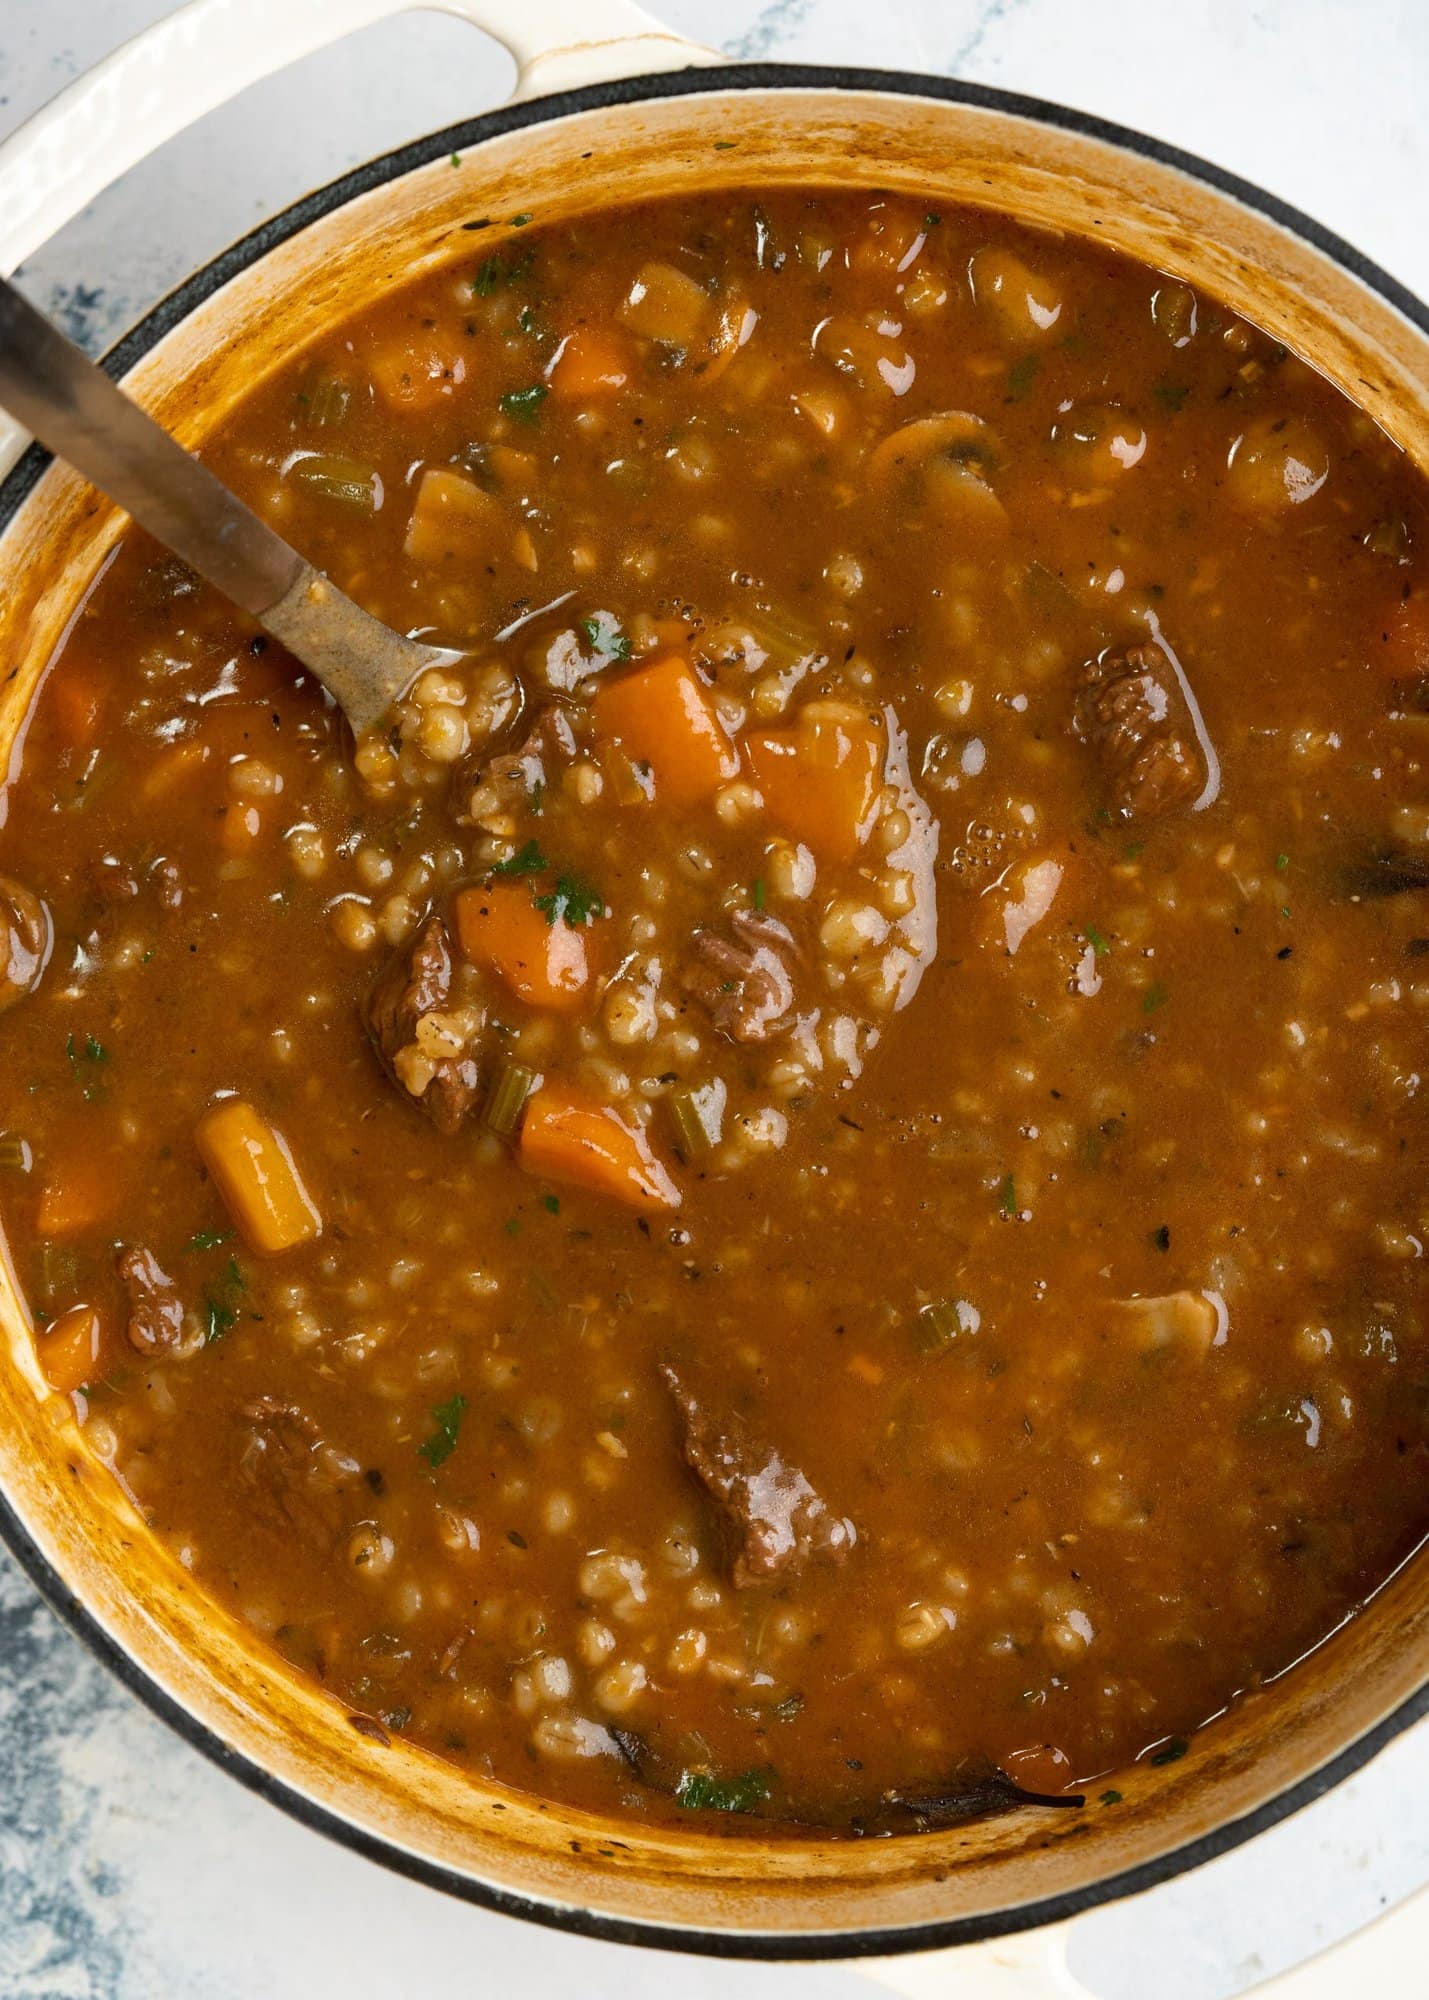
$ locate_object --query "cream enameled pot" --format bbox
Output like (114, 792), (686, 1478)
(0, 4), (1428, 1991)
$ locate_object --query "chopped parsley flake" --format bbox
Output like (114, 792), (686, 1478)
(1150, 1736), (1188, 1767)
(1100, 1789), (1124, 1806)
(203, 1256), (246, 1344)
(998, 1172), (1017, 1217)
(580, 611), (632, 661)
(542, 1193), (561, 1215)
(492, 838), (548, 877)
(185, 1228), (232, 1253)
(499, 383), (547, 424)
(418, 1393), (468, 1468)
(1142, 982), (1169, 1014)
(65, 1033), (108, 1098)
(675, 1767), (770, 1813)
(1274, 852), (1290, 872)
(534, 874), (605, 928)
(509, 211), (533, 227)
(1084, 923), (1111, 958)
(752, 878), (766, 911)
(473, 247), (533, 295)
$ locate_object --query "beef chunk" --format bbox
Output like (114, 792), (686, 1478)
(366, 915), (480, 1133)
(88, 855), (140, 904)
(84, 854), (182, 929)
(455, 706), (576, 824)
(1074, 644), (1205, 817)
(238, 1395), (360, 1547)
(682, 909), (800, 1045)
(117, 1246), (185, 1355)
(661, 1361), (855, 1585)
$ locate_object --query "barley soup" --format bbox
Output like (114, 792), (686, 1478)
(1, 189), (1427, 1834)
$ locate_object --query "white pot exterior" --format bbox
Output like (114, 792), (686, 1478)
(0, 6), (1427, 1991)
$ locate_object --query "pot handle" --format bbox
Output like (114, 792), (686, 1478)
(857, 1879), (1429, 1997)
(858, 1922), (1090, 1999)
(0, 0), (717, 281)
(1233, 1877), (1429, 1995)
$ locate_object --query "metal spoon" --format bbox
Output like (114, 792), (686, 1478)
(0, 276), (461, 735)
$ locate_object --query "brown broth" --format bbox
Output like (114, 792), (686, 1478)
(1, 190), (1427, 1832)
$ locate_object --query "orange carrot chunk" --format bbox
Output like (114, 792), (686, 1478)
(404, 468), (504, 564)
(454, 881), (592, 1012)
(745, 711), (883, 863)
(49, 664), (106, 749)
(37, 1157), (115, 1239)
(195, 1098), (322, 1255)
(547, 327), (634, 400)
(35, 1302), (102, 1395)
(593, 652), (738, 809)
(520, 1081), (680, 1211)
(367, 329), (468, 413)
(1376, 588), (1429, 679)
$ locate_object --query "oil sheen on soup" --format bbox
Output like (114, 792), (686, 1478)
(1, 191), (1427, 1836)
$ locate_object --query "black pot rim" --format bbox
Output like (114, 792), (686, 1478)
(2, 57), (1427, 1964)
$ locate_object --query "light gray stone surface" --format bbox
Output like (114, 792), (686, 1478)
(1, 3), (1426, 1994)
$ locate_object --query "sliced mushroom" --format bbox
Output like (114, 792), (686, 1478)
(0, 874), (51, 1012)
(1226, 415), (1330, 511)
(967, 247), (1064, 343)
(867, 410), (1008, 533)
(1051, 402), (1148, 481)
(814, 313), (916, 396)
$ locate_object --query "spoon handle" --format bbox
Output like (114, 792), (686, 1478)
(0, 276), (448, 734)
(0, 275), (302, 616)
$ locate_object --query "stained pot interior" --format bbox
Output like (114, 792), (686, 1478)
(0, 79), (1427, 1943)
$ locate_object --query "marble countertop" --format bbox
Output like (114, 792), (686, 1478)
(1, 2), (1427, 1994)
